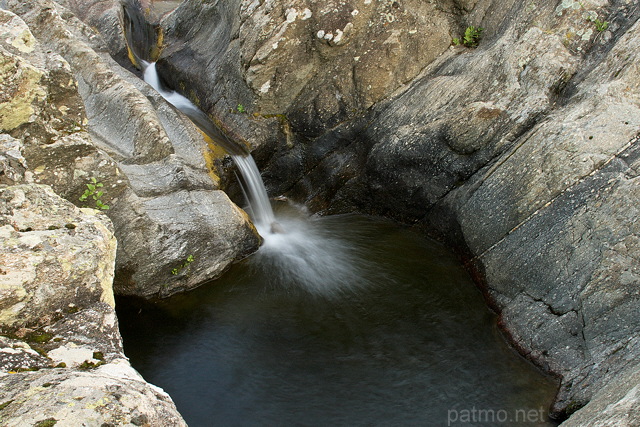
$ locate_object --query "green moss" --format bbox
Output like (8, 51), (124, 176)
(0, 400), (13, 411)
(78, 360), (104, 370)
(34, 419), (57, 427)
(15, 366), (40, 372)
(64, 305), (80, 314)
(26, 332), (53, 344)
(92, 351), (104, 361)
(565, 400), (585, 416)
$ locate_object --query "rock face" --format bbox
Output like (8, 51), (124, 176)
(144, 0), (640, 421)
(0, 162), (185, 424)
(1, 362), (187, 427)
(0, 3), (251, 423)
(2, 2), (261, 298)
(561, 360), (640, 427)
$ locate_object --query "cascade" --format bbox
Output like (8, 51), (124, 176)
(122, 0), (277, 234)
(140, 60), (277, 234)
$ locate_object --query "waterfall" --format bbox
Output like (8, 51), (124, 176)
(231, 154), (277, 234)
(122, 1), (277, 234)
(141, 61), (277, 234)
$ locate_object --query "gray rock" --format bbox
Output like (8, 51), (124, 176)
(0, 335), (51, 372)
(0, 135), (27, 186)
(0, 364), (186, 427)
(561, 359), (640, 427)
(0, 184), (116, 327)
(0, 304), (187, 426)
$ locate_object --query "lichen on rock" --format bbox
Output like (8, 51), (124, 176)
(0, 184), (116, 327)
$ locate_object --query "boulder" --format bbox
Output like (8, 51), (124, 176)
(2, 3), (261, 298)
(0, 303), (187, 427)
(0, 177), (186, 424)
(0, 184), (116, 327)
(561, 359), (640, 427)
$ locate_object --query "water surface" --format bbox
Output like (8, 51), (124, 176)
(117, 203), (558, 426)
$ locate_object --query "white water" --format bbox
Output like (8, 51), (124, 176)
(232, 154), (276, 232)
(141, 61), (276, 233)
(142, 61), (205, 118)
(247, 203), (381, 297)
(140, 62), (380, 296)
(140, 63), (376, 295)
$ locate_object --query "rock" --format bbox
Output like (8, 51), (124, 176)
(561, 359), (640, 427)
(0, 183), (186, 424)
(0, 135), (27, 185)
(3, 2), (261, 298)
(153, 0), (460, 170)
(446, 15), (640, 417)
(0, 2), (245, 424)
(0, 185), (187, 424)
(0, 303), (187, 426)
(0, 184), (116, 327)
(0, 363), (187, 427)
(0, 335), (51, 372)
(55, 0), (129, 60)
(4, 0), (638, 423)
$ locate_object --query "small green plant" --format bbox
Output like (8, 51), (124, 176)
(79, 177), (109, 210)
(453, 26), (484, 48)
(236, 104), (246, 113)
(463, 26), (483, 47)
(171, 254), (195, 275)
(593, 18), (609, 32)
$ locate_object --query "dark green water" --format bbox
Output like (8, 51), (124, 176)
(117, 203), (558, 426)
